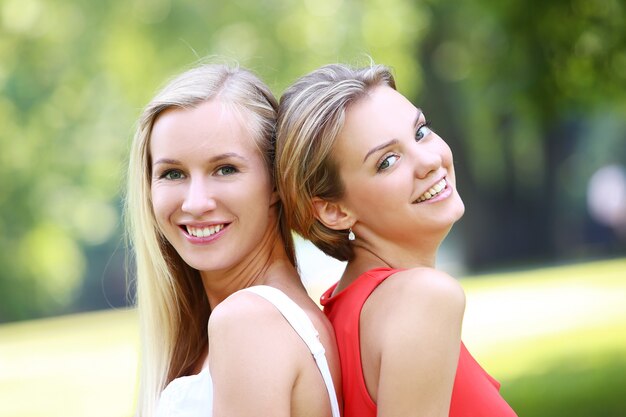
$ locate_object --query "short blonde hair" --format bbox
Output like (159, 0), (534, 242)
(276, 64), (396, 262)
(126, 63), (294, 416)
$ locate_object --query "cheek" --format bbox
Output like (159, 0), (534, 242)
(150, 185), (176, 223)
(438, 141), (456, 175)
(441, 140), (454, 164)
(247, 183), (274, 217)
(248, 168), (274, 204)
(444, 147), (456, 183)
(344, 180), (383, 216)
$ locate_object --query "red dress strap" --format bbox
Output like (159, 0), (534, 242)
(321, 268), (399, 417)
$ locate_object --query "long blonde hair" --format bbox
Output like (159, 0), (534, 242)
(276, 63), (395, 261)
(126, 63), (295, 416)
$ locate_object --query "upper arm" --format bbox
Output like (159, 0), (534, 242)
(365, 269), (465, 417)
(208, 292), (301, 417)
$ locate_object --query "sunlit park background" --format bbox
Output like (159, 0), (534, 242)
(0, 0), (625, 416)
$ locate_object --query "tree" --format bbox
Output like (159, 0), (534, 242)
(418, 0), (626, 269)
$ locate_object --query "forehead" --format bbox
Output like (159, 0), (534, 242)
(335, 86), (417, 163)
(149, 100), (261, 158)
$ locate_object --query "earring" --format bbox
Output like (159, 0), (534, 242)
(348, 228), (355, 241)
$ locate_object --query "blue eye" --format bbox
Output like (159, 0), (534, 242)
(217, 165), (238, 176)
(377, 154), (399, 172)
(415, 123), (432, 141)
(162, 170), (184, 180)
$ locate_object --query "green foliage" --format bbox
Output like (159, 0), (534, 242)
(417, 0), (626, 268)
(1, 0), (624, 320)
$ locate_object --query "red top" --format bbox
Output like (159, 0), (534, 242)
(320, 268), (517, 417)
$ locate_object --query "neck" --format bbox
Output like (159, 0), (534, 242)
(340, 226), (450, 286)
(200, 219), (297, 309)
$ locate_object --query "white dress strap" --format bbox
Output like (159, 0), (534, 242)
(243, 285), (341, 417)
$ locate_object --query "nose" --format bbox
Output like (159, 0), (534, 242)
(411, 144), (442, 179)
(181, 177), (217, 215)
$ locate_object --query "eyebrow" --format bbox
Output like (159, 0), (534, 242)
(152, 152), (248, 167)
(152, 158), (181, 167)
(363, 139), (399, 163)
(362, 109), (424, 163)
(209, 152), (248, 163)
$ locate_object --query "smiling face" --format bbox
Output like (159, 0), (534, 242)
(331, 86), (465, 252)
(149, 99), (277, 274)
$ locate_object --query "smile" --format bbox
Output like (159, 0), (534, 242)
(186, 224), (225, 238)
(415, 178), (447, 203)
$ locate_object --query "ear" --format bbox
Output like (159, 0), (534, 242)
(312, 197), (354, 231)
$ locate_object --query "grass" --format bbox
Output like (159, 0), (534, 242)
(0, 258), (624, 417)
(0, 309), (138, 417)
(460, 259), (626, 417)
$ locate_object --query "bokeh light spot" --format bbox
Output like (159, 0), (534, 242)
(18, 223), (86, 306)
(587, 164), (626, 230)
(2, 0), (42, 34)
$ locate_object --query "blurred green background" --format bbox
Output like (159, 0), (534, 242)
(0, 0), (625, 416)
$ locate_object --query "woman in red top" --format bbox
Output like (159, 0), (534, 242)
(275, 63), (517, 417)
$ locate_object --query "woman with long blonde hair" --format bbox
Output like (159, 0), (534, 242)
(276, 63), (516, 417)
(126, 63), (341, 417)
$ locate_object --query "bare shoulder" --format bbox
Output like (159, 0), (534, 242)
(361, 268), (465, 416)
(207, 290), (302, 416)
(361, 267), (466, 353)
(208, 290), (292, 345)
(367, 268), (466, 319)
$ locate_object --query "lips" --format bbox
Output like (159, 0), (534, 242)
(414, 178), (447, 203)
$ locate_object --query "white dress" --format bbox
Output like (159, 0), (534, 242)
(155, 285), (340, 417)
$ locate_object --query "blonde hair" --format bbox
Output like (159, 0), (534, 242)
(276, 63), (396, 261)
(126, 63), (295, 416)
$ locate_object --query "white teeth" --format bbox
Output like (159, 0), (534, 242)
(186, 224), (225, 238)
(416, 179), (447, 202)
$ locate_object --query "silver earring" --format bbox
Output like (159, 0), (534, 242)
(348, 228), (355, 241)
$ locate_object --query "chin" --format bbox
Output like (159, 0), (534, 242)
(449, 191), (465, 222)
(454, 200), (466, 222)
(175, 252), (224, 273)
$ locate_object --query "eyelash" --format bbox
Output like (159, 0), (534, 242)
(157, 165), (239, 180)
(216, 165), (238, 176)
(375, 121), (433, 172)
(159, 169), (185, 180)
(376, 154), (399, 172)
(415, 121), (432, 141)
